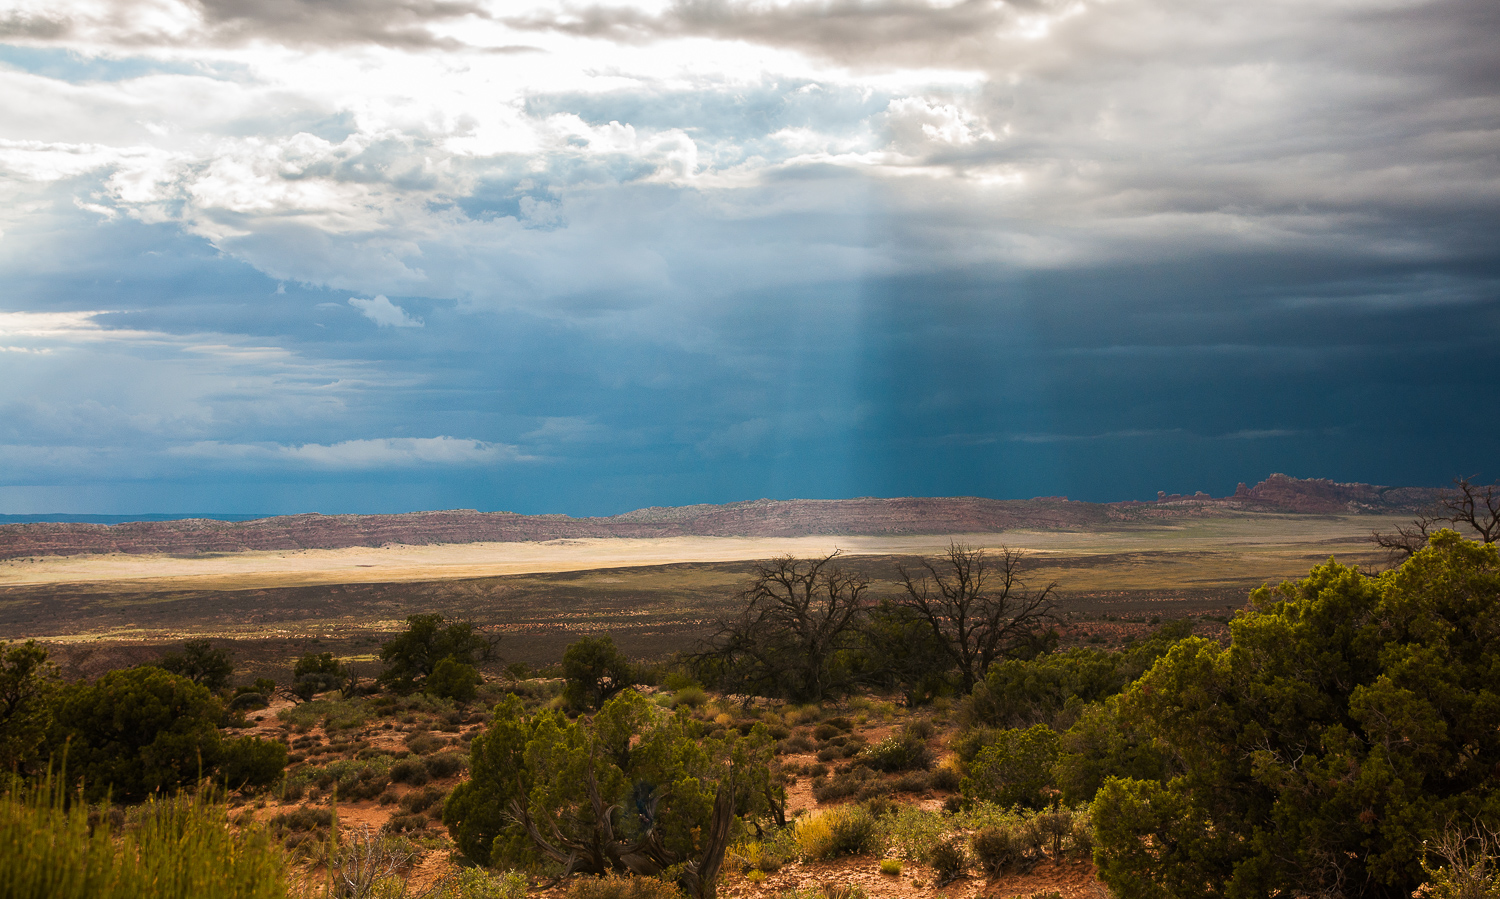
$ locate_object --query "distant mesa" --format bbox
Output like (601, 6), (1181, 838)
(0, 474), (1442, 561)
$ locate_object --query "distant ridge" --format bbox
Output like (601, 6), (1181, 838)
(0, 514), (266, 525)
(0, 474), (1441, 560)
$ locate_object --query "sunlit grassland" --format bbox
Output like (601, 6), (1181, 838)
(0, 778), (293, 899)
(0, 513), (1410, 679)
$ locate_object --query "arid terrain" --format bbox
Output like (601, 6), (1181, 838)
(0, 475), (1424, 681)
(0, 474), (1449, 898)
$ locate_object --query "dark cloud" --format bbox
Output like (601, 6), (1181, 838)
(188, 0), (492, 48)
(0, 12), (72, 40)
(503, 0), (1027, 67)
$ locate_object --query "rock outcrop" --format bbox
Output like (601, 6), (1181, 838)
(0, 475), (1442, 560)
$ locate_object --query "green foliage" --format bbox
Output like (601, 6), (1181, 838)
(276, 696), (370, 732)
(216, 735), (287, 792)
(858, 728), (934, 773)
(927, 836), (968, 885)
(962, 724), (1059, 809)
(379, 614), (493, 693)
(290, 652), (348, 701)
(965, 621), (1193, 731)
(430, 867), (528, 899)
(565, 875), (682, 899)
(444, 690), (773, 899)
(0, 640), (57, 772)
(158, 640), (235, 693)
(230, 679), (276, 711)
(1092, 532), (1500, 899)
(1417, 825), (1500, 899)
(49, 667), (226, 802)
(285, 756), (392, 801)
(561, 634), (632, 710)
(852, 599), (954, 704)
(1051, 695), (1168, 804)
(0, 778), (291, 898)
(427, 656), (480, 703)
(795, 805), (879, 859)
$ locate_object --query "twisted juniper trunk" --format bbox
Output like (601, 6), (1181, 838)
(676, 781), (735, 899)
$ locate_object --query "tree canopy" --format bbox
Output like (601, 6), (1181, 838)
(50, 667), (228, 802)
(697, 552), (869, 701)
(0, 640), (57, 773)
(158, 640), (234, 693)
(378, 614), (494, 693)
(1092, 530), (1500, 898)
(443, 690), (775, 899)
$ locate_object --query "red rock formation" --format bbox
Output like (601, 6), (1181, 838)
(0, 476), (1441, 560)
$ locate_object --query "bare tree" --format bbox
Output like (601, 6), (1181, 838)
(696, 551), (869, 701)
(1374, 477), (1500, 562)
(896, 543), (1057, 693)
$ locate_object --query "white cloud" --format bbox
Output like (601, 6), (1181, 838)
(348, 294), (423, 328)
(171, 436), (529, 469)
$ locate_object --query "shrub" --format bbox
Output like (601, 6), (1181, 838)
(729, 839), (788, 874)
(811, 766), (876, 803)
(50, 667), (225, 802)
(158, 640), (235, 692)
(443, 691), (773, 899)
(892, 771), (930, 793)
(930, 764), (961, 792)
(879, 858), (902, 876)
(427, 656), (481, 703)
(399, 786), (447, 815)
(670, 686), (707, 709)
(217, 736), (288, 793)
(859, 734), (933, 773)
(269, 806), (334, 834)
(276, 697), (369, 732)
(432, 868), (528, 899)
(972, 824), (1033, 876)
(406, 733), (444, 755)
(380, 614), (493, 694)
(289, 653), (347, 700)
(779, 735), (815, 754)
(796, 806), (878, 859)
(812, 723), (842, 741)
(390, 758), (431, 786)
(384, 813), (429, 834)
(873, 805), (948, 862)
(928, 836), (968, 886)
(565, 875), (682, 899)
(1094, 536), (1500, 897)
(961, 724), (1059, 809)
(562, 635), (633, 710)
(0, 640), (56, 773)
(431, 868), (528, 899)
(425, 751), (467, 779)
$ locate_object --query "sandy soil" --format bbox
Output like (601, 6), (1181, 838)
(0, 514), (1407, 591)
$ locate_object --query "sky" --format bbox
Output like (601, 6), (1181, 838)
(0, 0), (1497, 516)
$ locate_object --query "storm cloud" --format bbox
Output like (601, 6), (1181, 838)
(0, 0), (1495, 514)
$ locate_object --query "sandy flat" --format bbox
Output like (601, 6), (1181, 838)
(0, 513), (1407, 590)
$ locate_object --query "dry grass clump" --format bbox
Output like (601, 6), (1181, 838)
(564, 874), (680, 899)
(0, 779), (291, 899)
(795, 805), (880, 860)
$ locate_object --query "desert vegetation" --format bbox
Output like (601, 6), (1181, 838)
(1, 515), (1497, 898)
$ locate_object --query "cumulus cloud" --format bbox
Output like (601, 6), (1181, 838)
(348, 294), (423, 328)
